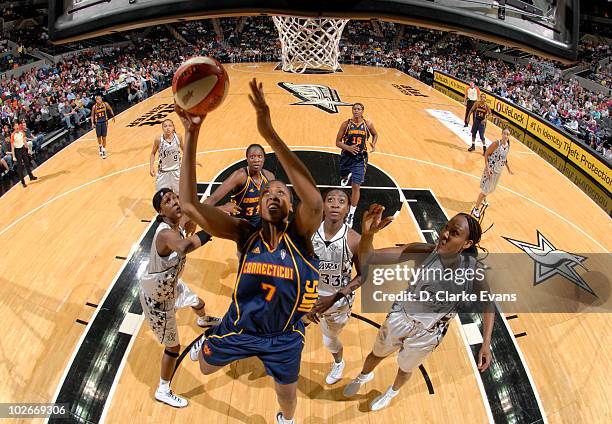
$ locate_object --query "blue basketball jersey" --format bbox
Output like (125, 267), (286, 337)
(224, 222), (320, 335)
(231, 168), (269, 226)
(342, 119), (370, 154)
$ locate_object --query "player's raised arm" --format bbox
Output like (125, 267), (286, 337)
(203, 169), (244, 215)
(248, 78), (322, 237)
(176, 106), (249, 242)
(359, 204), (434, 265)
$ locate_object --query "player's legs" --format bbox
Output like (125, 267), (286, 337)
(339, 153), (352, 187)
(275, 381), (298, 423)
(161, 344), (180, 381)
(197, 352), (225, 375)
(140, 291), (189, 407)
(369, 324), (441, 411)
(174, 280), (221, 327)
(469, 120), (479, 151)
(99, 122), (108, 158)
(350, 183), (361, 207)
(191, 298), (222, 327)
(344, 312), (406, 397)
(478, 122), (487, 154)
(472, 188), (487, 217)
(320, 308), (350, 384)
(346, 156), (366, 227)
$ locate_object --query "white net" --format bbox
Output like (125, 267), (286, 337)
(272, 16), (349, 73)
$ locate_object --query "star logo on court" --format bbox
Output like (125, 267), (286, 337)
(278, 82), (352, 114)
(504, 231), (595, 296)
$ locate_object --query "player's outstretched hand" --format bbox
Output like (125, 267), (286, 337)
(184, 219), (197, 236)
(248, 78), (275, 141)
(174, 104), (205, 131)
(310, 293), (341, 318)
(220, 202), (241, 215)
(361, 204), (394, 235)
(347, 145), (360, 155)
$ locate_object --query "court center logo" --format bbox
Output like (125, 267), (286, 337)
(504, 231), (595, 296)
(127, 103), (174, 127)
(278, 82), (352, 114)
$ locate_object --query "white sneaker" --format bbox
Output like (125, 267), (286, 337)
(369, 387), (398, 411)
(154, 387), (188, 408)
(346, 213), (354, 228)
(101, 149), (107, 159)
(325, 360), (345, 385)
(470, 207), (480, 219)
(340, 173), (352, 187)
(343, 371), (374, 397)
(190, 336), (205, 361)
(196, 315), (222, 328)
(276, 412), (294, 424)
(98, 147), (102, 156)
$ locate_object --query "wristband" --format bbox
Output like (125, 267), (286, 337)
(195, 230), (212, 245)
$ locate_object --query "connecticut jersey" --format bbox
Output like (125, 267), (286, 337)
(231, 168), (269, 226)
(473, 103), (489, 121)
(93, 102), (111, 123)
(224, 223), (319, 335)
(311, 222), (353, 297)
(158, 133), (181, 172)
(341, 119), (370, 154)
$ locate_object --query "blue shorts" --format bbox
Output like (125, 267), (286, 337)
(471, 119), (486, 141)
(201, 320), (306, 385)
(96, 121), (108, 137)
(339, 152), (368, 185)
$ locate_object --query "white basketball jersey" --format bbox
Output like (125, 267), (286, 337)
(158, 133), (181, 172)
(140, 222), (187, 305)
(312, 222), (354, 297)
(489, 141), (509, 173)
(391, 252), (478, 330)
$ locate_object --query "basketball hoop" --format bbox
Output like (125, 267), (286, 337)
(272, 16), (349, 74)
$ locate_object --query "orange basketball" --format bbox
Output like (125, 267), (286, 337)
(172, 56), (229, 115)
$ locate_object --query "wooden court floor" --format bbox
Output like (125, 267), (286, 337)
(0, 63), (610, 423)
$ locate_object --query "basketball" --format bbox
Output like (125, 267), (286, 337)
(172, 56), (229, 115)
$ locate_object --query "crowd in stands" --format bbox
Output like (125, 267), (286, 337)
(1, 16), (610, 167)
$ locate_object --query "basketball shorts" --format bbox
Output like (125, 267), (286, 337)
(202, 319), (306, 385)
(320, 301), (351, 353)
(471, 119), (486, 141)
(140, 279), (199, 347)
(156, 169), (180, 193)
(339, 152), (368, 185)
(372, 312), (445, 373)
(95, 121), (108, 137)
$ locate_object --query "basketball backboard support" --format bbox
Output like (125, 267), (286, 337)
(48, 0), (579, 61)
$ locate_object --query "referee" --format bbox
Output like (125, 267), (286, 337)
(91, 95), (115, 159)
(464, 81), (480, 127)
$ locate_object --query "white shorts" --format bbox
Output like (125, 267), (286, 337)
(320, 301), (352, 353)
(372, 312), (445, 373)
(156, 169), (180, 193)
(140, 280), (199, 347)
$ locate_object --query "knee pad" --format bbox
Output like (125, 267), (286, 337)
(164, 348), (180, 358)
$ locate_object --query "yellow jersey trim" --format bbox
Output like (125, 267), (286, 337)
(282, 233), (301, 332)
